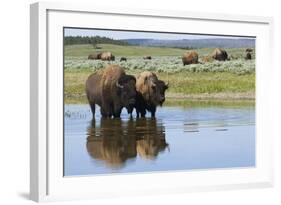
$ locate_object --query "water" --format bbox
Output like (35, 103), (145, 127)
(64, 104), (255, 176)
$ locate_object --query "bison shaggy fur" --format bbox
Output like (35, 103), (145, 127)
(211, 48), (228, 61)
(134, 71), (168, 118)
(182, 51), (199, 65)
(100, 52), (115, 61)
(86, 65), (136, 118)
(88, 53), (101, 60)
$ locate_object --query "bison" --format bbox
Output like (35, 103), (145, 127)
(246, 48), (253, 53)
(88, 53), (101, 60)
(182, 51), (199, 65)
(120, 57), (127, 62)
(245, 52), (252, 60)
(211, 48), (228, 61)
(100, 52), (115, 61)
(134, 71), (169, 118)
(85, 65), (136, 118)
(143, 56), (152, 60)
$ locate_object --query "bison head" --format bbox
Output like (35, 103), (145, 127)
(116, 75), (137, 113)
(148, 79), (169, 106)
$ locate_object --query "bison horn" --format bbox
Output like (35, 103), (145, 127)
(165, 81), (169, 87)
(116, 81), (124, 89)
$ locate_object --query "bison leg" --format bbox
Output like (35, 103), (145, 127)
(100, 106), (112, 118)
(100, 101), (114, 118)
(113, 112), (121, 118)
(140, 110), (146, 118)
(89, 102), (95, 118)
(135, 106), (146, 118)
(113, 105), (122, 118)
(113, 109), (122, 118)
(136, 108), (145, 118)
(150, 106), (156, 118)
(100, 107), (107, 118)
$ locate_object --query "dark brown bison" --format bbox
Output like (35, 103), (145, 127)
(85, 65), (136, 118)
(182, 51), (199, 65)
(120, 57), (127, 62)
(134, 71), (169, 118)
(100, 52), (115, 61)
(245, 52), (252, 60)
(88, 53), (101, 60)
(211, 48), (228, 61)
(246, 48), (253, 53)
(143, 56), (152, 60)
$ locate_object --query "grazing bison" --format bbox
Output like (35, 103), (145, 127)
(245, 52), (252, 60)
(134, 71), (169, 118)
(182, 51), (199, 65)
(120, 57), (127, 62)
(88, 53), (101, 60)
(246, 48), (253, 53)
(211, 48), (228, 61)
(143, 56), (152, 60)
(100, 52), (115, 61)
(85, 65), (136, 118)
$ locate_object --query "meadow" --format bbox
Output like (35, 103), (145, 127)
(64, 44), (255, 104)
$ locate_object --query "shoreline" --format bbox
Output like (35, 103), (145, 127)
(165, 91), (255, 101)
(64, 91), (255, 104)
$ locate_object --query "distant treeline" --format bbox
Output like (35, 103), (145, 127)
(64, 36), (129, 46)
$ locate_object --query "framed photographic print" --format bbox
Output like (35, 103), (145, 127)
(30, 2), (274, 202)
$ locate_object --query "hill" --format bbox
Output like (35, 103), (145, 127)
(122, 38), (255, 48)
(64, 36), (129, 46)
(64, 43), (249, 58)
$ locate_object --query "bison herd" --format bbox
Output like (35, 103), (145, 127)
(85, 48), (254, 119)
(88, 48), (253, 66)
(181, 48), (253, 65)
(86, 65), (169, 119)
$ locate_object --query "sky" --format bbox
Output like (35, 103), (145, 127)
(64, 28), (253, 40)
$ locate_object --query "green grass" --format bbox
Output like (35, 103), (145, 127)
(156, 72), (255, 94)
(65, 44), (189, 57)
(164, 99), (254, 108)
(64, 69), (255, 104)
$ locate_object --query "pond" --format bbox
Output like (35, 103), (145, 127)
(64, 103), (255, 176)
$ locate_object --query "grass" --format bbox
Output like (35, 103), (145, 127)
(65, 44), (191, 57)
(164, 99), (254, 108)
(64, 44), (255, 104)
(64, 69), (255, 104)
(65, 56), (255, 75)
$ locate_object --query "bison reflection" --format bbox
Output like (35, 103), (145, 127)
(86, 118), (168, 168)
